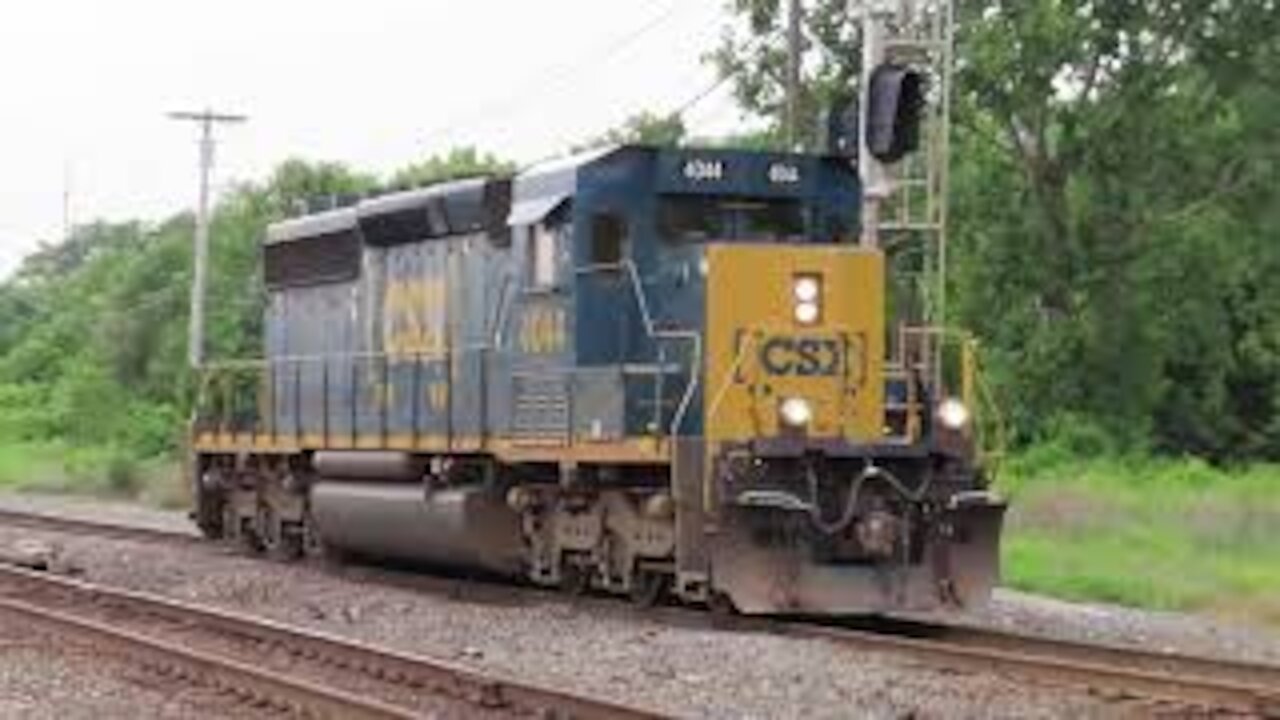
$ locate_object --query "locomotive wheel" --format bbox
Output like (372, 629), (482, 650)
(223, 503), (263, 554)
(629, 571), (669, 608)
(301, 511), (345, 564)
(708, 591), (738, 617)
(195, 497), (225, 541)
(259, 506), (303, 562)
(220, 503), (239, 545)
(560, 563), (592, 596)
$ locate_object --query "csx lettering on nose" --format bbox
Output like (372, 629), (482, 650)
(760, 336), (843, 377)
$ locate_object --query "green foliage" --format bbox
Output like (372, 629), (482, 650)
(0, 150), (512, 488)
(390, 147), (516, 190)
(0, 441), (139, 497)
(575, 111), (689, 151)
(717, 0), (1280, 460)
(712, 0), (860, 150)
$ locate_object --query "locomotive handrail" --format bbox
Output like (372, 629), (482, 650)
(884, 325), (1004, 469)
(200, 260), (703, 444)
(489, 272), (514, 348)
(575, 260), (702, 438)
(705, 332), (757, 425)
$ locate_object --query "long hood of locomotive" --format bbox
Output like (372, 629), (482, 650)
(701, 244), (886, 445)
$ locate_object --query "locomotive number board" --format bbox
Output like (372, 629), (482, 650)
(657, 151), (812, 197)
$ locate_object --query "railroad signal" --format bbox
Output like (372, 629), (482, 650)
(865, 63), (925, 164)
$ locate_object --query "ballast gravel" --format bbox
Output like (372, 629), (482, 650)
(0, 611), (259, 719)
(0, 492), (1277, 719)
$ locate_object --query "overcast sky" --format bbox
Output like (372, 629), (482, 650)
(0, 0), (743, 276)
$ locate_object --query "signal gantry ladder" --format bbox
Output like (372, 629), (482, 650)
(857, 0), (995, 450)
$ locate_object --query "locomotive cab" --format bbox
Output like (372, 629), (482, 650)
(505, 146), (1004, 612)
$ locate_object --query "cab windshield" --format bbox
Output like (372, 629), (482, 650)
(659, 195), (805, 244)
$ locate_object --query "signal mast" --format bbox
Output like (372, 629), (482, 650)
(857, 0), (955, 329)
(855, 0), (956, 397)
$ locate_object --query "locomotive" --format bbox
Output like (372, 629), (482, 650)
(190, 144), (1005, 614)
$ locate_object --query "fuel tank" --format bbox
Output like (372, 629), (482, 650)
(310, 481), (525, 576)
(312, 452), (428, 482)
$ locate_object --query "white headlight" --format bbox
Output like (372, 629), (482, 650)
(794, 276), (821, 303)
(795, 301), (820, 325)
(937, 399), (971, 431)
(780, 398), (814, 428)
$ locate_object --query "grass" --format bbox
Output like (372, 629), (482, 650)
(0, 441), (187, 509)
(998, 447), (1280, 629)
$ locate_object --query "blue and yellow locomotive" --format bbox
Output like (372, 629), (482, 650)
(192, 145), (1004, 614)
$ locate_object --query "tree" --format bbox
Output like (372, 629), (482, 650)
(0, 158), (396, 458)
(712, 0), (860, 150)
(715, 0), (1280, 458)
(390, 147), (515, 190)
(581, 111), (688, 150)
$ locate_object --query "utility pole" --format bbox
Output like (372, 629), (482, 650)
(785, 0), (803, 150)
(62, 161), (73, 243)
(169, 109), (247, 370)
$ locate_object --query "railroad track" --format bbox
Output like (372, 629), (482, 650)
(0, 561), (661, 719)
(2, 505), (1279, 717)
(0, 506), (201, 547)
(784, 620), (1280, 718)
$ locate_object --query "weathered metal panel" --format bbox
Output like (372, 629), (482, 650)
(266, 207), (358, 245)
(252, 146), (862, 453)
(267, 282), (361, 441)
(360, 178), (511, 246)
(570, 367), (626, 441)
(704, 244), (886, 444)
(511, 371), (570, 440)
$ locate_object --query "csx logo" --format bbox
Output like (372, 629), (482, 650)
(759, 335), (845, 377)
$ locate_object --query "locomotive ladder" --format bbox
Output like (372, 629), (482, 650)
(858, 0), (956, 390)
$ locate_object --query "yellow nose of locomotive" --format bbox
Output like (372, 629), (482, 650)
(704, 244), (886, 443)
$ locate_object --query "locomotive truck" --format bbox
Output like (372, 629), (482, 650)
(190, 144), (1005, 614)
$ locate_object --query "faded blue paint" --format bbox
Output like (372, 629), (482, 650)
(242, 146), (860, 449)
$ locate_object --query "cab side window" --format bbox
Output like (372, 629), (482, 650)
(591, 213), (628, 267)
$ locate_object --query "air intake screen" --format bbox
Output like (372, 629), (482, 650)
(263, 230), (361, 290)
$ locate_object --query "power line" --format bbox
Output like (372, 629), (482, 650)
(548, 23), (786, 156)
(667, 75), (734, 126)
(520, 15), (786, 167)
(421, 0), (691, 147)
(669, 25), (790, 125)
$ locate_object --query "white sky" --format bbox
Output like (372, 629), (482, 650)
(0, 0), (745, 276)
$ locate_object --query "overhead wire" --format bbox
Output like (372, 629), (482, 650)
(421, 0), (694, 148)
(656, 24), (789, 132)
(485, 12), (789, 173)
(517, 23), (789, 172)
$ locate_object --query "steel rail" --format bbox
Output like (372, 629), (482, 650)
(0, 507), (201, 547)
(0, 597), (419, 719)
(0, 563), (663, 720)
(927, 620), (1280, 695)
(785, 621), (1280, 717)
(2, 506), (1278, 716)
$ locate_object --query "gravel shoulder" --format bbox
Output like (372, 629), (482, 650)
(0, 492), (1276, 718)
